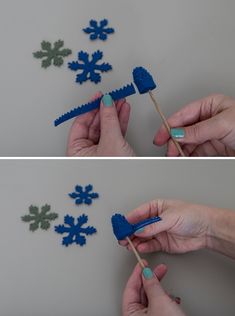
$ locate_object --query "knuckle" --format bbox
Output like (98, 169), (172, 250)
(149, 199), (160, 215)
(188, 124), (201, 142)
(146, 223), (157, 236)
(102, 110), (116, 122)
(206, 94), (227, 109)
(208, 93), (225, 100)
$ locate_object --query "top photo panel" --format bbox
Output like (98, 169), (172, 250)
(0, 0), (235, 157)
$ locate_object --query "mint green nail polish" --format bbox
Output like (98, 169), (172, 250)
(171, 128), (185, 139)
(143, 267), (153, 280)
(136, 227), (144, 234)
(102, 94), (113, 107)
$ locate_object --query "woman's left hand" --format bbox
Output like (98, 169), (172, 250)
(67, 92), (135, 157)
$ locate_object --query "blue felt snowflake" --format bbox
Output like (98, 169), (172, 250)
(69, 184), (99, 206)
(55, 214), (97, 247)
(83, 19), (115, 41)
(68, 50), (112, 84)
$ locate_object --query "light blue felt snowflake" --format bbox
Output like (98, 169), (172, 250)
(68, 50), (112, 84)
(55, 214), (97, 247)
(83, 19), (115, 41)
(69, 184), (99, 206)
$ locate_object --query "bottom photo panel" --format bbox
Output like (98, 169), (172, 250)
(1, 159), (235, 316)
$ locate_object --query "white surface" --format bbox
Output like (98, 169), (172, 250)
(0, 0), (235, 156)
(0, 160), (235, 316)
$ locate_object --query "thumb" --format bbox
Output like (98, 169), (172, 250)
(170, 116), (224, 145)
(142, 267), (166, 307)
(135, 213), (175, 238)
(99, 94), (123, 142)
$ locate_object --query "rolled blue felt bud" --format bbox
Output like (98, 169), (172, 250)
(111, 213), (162, 240)
(133, 67), (157, 94)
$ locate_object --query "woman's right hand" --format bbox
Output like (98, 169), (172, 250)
(154, 94), (235, 157)
(120, 199), (213, 254)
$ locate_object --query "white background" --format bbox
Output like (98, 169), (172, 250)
(0, 0), (235, 156)
(0, 160), (235, 316)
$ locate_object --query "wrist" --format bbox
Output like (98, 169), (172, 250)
(206, 207), (235, 259)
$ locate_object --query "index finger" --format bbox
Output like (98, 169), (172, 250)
(126, 200), (162, 224)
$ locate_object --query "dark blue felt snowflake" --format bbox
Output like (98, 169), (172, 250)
(69, 184), (99, 206)
(83, 19), (115, 41)
(55, 214), (97, 247)
(68, 50), (112, 84)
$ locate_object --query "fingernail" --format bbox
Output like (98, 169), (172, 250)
(135, 227), (144, 234)
(143, 267), (154, 280)
(102, 94), (113, 107)
(171, 128), (185, 139)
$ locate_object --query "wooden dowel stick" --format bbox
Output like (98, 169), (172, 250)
(126, 237), (145, 269)
(148, 91), (186, 157)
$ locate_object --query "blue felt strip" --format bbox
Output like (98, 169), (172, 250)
(54, 83), (136, 127)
